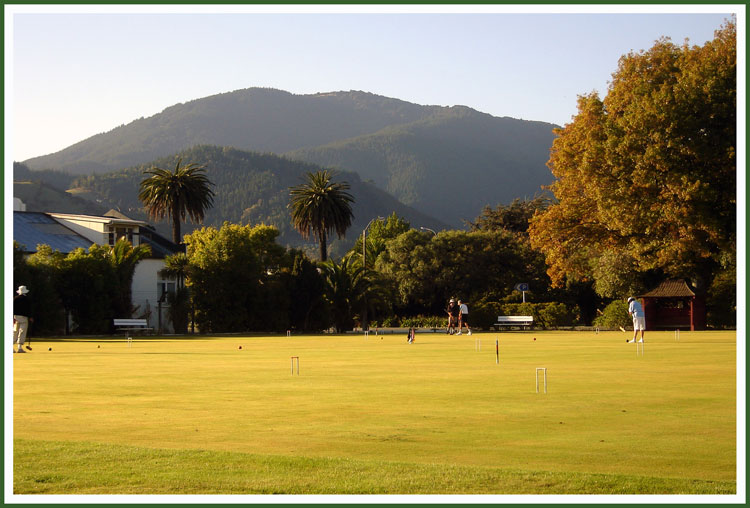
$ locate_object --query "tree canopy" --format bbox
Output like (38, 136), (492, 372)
(529, 19), (736, 297)
(138, 159), (215, 244)
(289, 170), (354, 261)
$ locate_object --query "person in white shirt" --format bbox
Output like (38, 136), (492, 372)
(456, 299), (472, 336)
(627, 297), (645, 343)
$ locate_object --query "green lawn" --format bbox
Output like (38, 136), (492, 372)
(12, 330), (737, 496)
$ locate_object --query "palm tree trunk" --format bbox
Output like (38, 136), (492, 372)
(319, 231), (327, 262)
(171, 203), (181, 244)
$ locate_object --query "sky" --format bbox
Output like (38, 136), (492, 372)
(6, 5), (741, 162)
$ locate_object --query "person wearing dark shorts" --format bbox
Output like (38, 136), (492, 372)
(446, 299), (460, 335)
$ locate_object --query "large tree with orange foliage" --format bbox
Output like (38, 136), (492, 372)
(529, 19), (736, 298)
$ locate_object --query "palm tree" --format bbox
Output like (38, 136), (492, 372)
(289, 170), (354, 262)
(159, 252), (191, 290)
(320, 254), (390, 333)
(158, 252), (193, 333)
(109, 237), (152, 317)
(138, 159), (215, 244)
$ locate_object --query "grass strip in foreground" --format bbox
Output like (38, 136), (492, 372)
(14, 439), (735, 495)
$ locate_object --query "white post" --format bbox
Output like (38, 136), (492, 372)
(536, 367), (547, 393)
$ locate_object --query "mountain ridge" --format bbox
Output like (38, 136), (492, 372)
(21, 87), (558, 227)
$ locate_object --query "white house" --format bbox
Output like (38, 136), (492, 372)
(14, 210), (182, 333)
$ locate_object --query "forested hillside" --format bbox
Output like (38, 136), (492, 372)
(21, 88), (557, 226)
(287, 107), (555, 225)
(23, 89), (442, 174)
(72, 145), (447, 255)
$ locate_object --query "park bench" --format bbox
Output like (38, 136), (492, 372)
(113, 318), (153, 335)
(495, 315), (534, 330)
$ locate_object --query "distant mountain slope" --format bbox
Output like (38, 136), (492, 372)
(72, 145), (448, 255)
(23, 88), (442, 174)
(13, 163), (106, 215)
(13, 181), (108, 216)
(21, 87), (558, 227)
(287, 107), (556, 226)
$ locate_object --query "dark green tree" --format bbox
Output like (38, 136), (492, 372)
(288, 251), (329, 331)
(289, 170), (354, 262)
(160, 253), (192, 333)
(108, 238), (152, 318)
(320, 254), (389, 333)
(183, 223), (290, 332)
(376, 229), (548, 316)
(469, 196), (552, 234)
(55, 246), (118, 334)
(350, 213), (411, 268)
(14, 242), (66, 335)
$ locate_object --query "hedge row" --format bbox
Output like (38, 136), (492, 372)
(374, 302), (581, 330)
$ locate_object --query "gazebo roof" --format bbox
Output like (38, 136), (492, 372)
(640, 279), (695, 298)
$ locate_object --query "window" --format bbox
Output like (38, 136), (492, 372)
(157, 281), (176, 302)
(108, 226), (135, 245)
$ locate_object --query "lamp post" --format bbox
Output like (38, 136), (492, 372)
(420, 226), (437, 236)
(362, 216), (383, 332)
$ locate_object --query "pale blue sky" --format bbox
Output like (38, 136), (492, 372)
(8, 6), (739, 162)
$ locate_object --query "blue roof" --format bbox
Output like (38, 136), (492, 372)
(14, 212), (93, 254)
(139, 227), (184, 259)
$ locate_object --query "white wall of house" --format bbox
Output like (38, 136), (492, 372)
(132, 258), (174, 334)
(50, 216), (109, 245)
(49, 214), (146, 247)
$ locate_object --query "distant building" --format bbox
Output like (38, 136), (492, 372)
(638, 279), (706, 331)
(13, 210), (183, 333)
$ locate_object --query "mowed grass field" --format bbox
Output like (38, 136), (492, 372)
(12, 330), (737, 495)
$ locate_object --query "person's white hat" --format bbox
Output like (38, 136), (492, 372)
(17, 285), (29, 295)
(627, 297), (635, 302)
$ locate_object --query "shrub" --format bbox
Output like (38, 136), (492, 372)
(536, 302), (576, 328)
(400, 315), (444, 328)
(593, 300), (630, 330)
(167, 287), (190, 334)
(471, 300), (503, 329)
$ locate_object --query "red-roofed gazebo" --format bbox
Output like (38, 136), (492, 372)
(638, 279), (706, 331)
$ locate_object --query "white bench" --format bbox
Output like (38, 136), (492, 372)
(113, 318), (153, 334)
(495, 315), (534, 330)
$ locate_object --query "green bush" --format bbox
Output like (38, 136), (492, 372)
(471, 301), (577, 330)
(471, 300), (503, 329)
(378, 316), (399, 327)
(536, 302), (576, 328)
(593, 300), (630, 330)
(167, 287), (190, 334)
(400, 315), (444, 328)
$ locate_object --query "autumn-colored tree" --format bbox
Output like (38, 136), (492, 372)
(529, 19), (736, 298)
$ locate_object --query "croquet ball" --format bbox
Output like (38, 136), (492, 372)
(48, 347), (52, 351)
